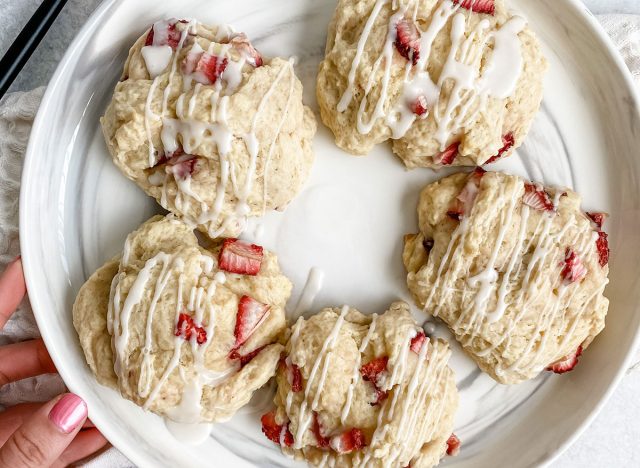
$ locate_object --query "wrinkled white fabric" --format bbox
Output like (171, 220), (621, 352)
(0, 13), (637, 468)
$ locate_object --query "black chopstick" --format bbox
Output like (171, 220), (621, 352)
(0, 0), (68, 100)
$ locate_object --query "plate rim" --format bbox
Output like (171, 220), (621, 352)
(18, 0), (640, 467)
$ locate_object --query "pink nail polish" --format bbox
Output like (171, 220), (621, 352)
(48, 394), (87, 434)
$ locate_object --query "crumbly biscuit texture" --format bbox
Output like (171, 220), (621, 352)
(73, 215), (292, 422)
(102, 19), (316, 237)
(403, 170), (610, 384)
(317, 0), (547, 168)
(262, 302), (459, 468)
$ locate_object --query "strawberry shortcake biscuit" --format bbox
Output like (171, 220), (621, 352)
(403, 170), (610, 384)
(73, 215), (291, 422)
(317, 0), (547, 168)
(261, 302), (459, 467)
(102, 19), (316, 238)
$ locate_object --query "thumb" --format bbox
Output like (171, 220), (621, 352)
(0, 393), (88, 468)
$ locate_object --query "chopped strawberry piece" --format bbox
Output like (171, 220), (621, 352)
(587, 212), (607, 229)
(446, 433), (461, 456)
(360, 356), (388, 384)
(233, 296), (270, 349)
(485, 132), (514, 164)
(453, 0), (495, 15)
(329, 428), (366, 454)
(523, 183), (555, 212)
(261, 411), (294, 447)
(410, 331), (427, 354)
(154, 148), (200, 180)
(167, 154), (199, 180)
(193, 53), (228, 85)
(360, 356), (389, 405)
(435, 142), (460, 166)
(546, 346), (583, 374)
(289, 363), (303, 392)
(411, 95), (428, 116)
(230, 32), (263, 67)
(372, 388), (388, 406)
(145, 20), (184, 49)
(312, 412), (330, 448)
(395, 18), (421, 65)
(561, 249), (588, 284)
(447, 168), (485, 220)
(218, 238), (264, 275)
(596, 231), (609, 267)
(175, 312), (207, 344)
(229, 344), (267, 367)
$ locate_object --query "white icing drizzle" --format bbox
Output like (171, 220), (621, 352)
(291, 267), (325, 319)
(293, 306), (349, 449)
(340, 314), (378, 424)
(337, 0), (527, 151)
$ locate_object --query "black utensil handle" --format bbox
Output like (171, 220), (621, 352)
(0, 0), (68, 99)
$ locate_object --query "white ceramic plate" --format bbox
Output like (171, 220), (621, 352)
(19, 0), (640, 467)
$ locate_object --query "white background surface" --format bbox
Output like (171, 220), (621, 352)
(1, 0), (639, 467)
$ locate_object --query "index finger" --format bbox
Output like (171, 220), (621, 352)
(0, 257), (26, 330)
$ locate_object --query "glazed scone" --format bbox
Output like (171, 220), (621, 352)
(317, 0), (547, 168)
(102, 19), (316, 238)
(73, 215), (292, 422)
(261, 302), (459, 467)
(403, 170), (610, 384)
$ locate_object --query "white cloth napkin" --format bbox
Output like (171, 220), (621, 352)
(0, 13), (638, 468)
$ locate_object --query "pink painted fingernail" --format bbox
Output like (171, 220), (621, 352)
(49, 394), (87, 434)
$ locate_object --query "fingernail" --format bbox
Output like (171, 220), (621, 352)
(49, 394), (88, 434)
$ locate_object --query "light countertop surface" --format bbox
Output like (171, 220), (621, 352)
(0, 0), (639, 467)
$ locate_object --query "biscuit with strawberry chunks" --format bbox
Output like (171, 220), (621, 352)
(263, 302), (459, 468)
(103, 19), (316, 239)
(73, 215), (291, 422)
(403, 170), (610, 384)
(317, 0), (546, 168)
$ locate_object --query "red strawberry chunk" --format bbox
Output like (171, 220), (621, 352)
(230, 32), (263, 67)
(261, 411), (294, 447)
(435, 142), (460, 166)
(453, 0), (495, 15)
(485, 132), (514, 164)
(145, 20), (184, 49)
(312, 412), (330, 448)
(395, 19), (421, 65)
(411, 95), (428, 116)
(360, 356), (388, 384)
(446, 433), (461, 456)
(523, 183), (555, 212)
(289, 363), (303, 392)
(546, 346), (583, 374)
(360, 356), (389, 406)
(218, 238), (264, 275)
(561, 249), (588, 284)
(330, 428), (366, 454)
(447, 168), (485, 220)
(596, 231), (609, 267)
(410, 331), (427, 354)
(233, 296), (270, 349)
(167, 154), (200, 180)
(193, 53), (228, 85)
(229, 344), (267, 367)
(587, 212), (607, 229)
(175, 312), (207, 344)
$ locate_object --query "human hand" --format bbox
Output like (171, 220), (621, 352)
(0, 257), (108, 467)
